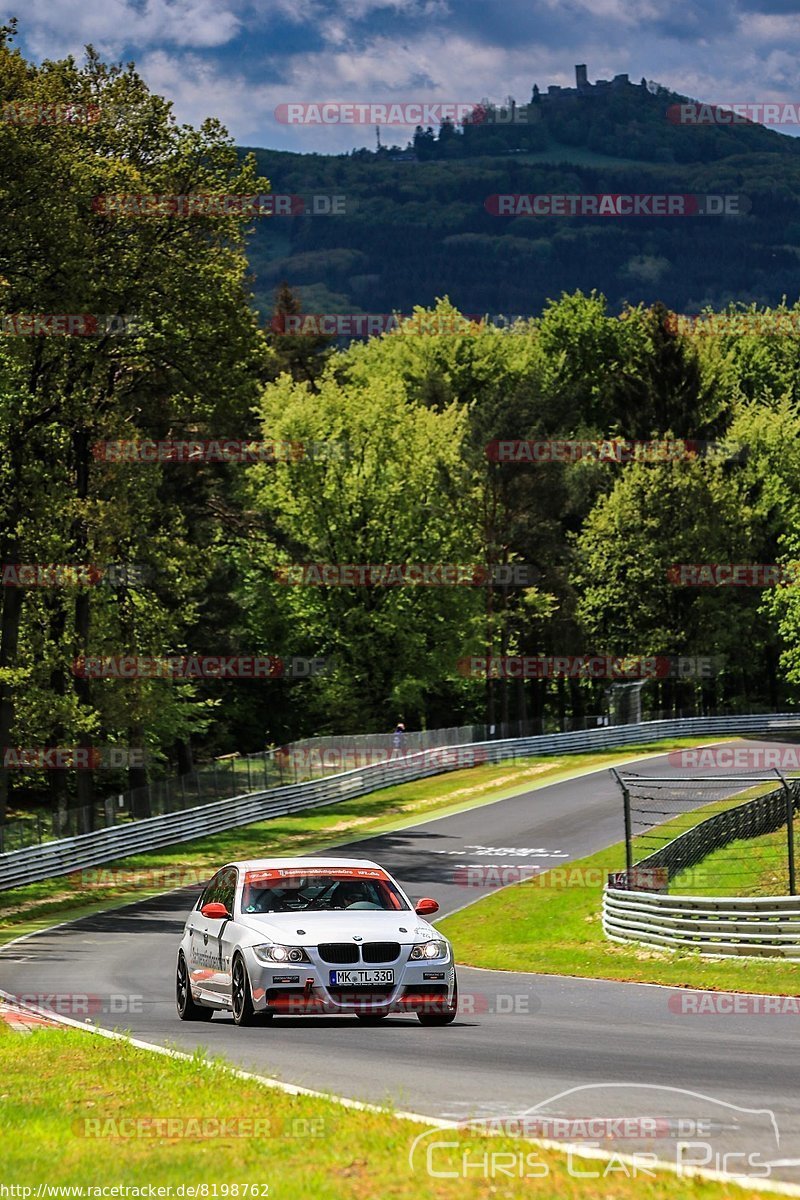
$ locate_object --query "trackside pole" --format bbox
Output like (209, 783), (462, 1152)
(775, 768), (796, 895)
(611, 768), (633, 880)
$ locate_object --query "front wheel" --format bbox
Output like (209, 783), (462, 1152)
(232, 954), (260, 1026)
(417, 974), (458, 1026)
(176, 952), (213, 1021)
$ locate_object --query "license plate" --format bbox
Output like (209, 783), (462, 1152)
(329, 969), (394, 986)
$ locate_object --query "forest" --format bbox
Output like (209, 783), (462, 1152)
(3, 29), (800, 826)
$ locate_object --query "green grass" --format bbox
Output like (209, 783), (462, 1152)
(672, 812), (800, 897)
(0, 1021), (765, 1198)
(439, 784), (800, 994)
(0, 737), (725, 945)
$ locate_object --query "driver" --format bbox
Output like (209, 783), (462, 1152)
(331, 880), (373, 909)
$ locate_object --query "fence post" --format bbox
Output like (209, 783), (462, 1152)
(611, 768), (633, 880)
(776, 768), (796, 895)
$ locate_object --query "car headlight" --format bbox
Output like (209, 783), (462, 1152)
(409, 940), (448, 960)
(252, 944), (310, 964)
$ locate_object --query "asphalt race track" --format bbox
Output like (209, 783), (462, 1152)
(3, 741), (800, 1186)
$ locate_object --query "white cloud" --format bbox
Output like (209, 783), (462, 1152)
(738, 11), (800, 41)
(130, 34), (558, 151)
(21, 0), (243, 59)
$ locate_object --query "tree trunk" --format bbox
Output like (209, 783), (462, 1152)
(129, 722), (151, 818)
(71, 428), (94, 832)
(0, 585), (24, 826)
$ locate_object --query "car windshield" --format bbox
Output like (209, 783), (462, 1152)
(240, 872), (409, 913)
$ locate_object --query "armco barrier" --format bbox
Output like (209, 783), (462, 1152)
(603, 890), (800, 959)
(2, 712), (798, 890)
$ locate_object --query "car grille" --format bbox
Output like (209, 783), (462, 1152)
(317, 943), (359, 964)
(361, 942), (400, 963)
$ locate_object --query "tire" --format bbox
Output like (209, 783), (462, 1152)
(232, 954), (260, 1026)
(176, 952), (213, 1021)
(417, 974), (458, 1026)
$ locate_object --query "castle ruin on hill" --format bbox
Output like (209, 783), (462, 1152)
(540, 64), (632, 100)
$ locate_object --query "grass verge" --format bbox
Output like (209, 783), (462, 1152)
(0, 738), (725, 945)
(671, 813), (800, 897)
(0, 1020), (768, 1198)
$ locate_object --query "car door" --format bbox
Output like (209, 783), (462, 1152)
(197, 866), (237, 1000)
(189, 871), (224, 998)
(215, 867), (239, 999)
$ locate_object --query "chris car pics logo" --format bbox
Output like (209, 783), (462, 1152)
(408, 1084), (779, 1181)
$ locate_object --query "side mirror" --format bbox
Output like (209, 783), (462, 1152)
(201, 902), (231, 919)
(415, 897), (439, 916)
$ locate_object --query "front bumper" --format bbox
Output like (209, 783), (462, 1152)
(246, 950), (456, 1015)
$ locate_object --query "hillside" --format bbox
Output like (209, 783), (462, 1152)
(241, 71), (800, 322)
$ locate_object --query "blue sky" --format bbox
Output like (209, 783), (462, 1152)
(6, 0), (800, 152)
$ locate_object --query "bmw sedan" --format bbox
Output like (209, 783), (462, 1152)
(176, 856), (458, 1026)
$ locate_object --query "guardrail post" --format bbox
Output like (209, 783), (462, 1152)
(776, 768), (796, 895)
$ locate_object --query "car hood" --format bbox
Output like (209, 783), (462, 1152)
(237, 911), (438, 946)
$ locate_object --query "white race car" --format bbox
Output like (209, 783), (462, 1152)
(176, 856), (457, 1026)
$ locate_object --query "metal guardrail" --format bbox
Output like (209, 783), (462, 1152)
(3, 710), (799, 891)
(603, 890), (800, 959)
